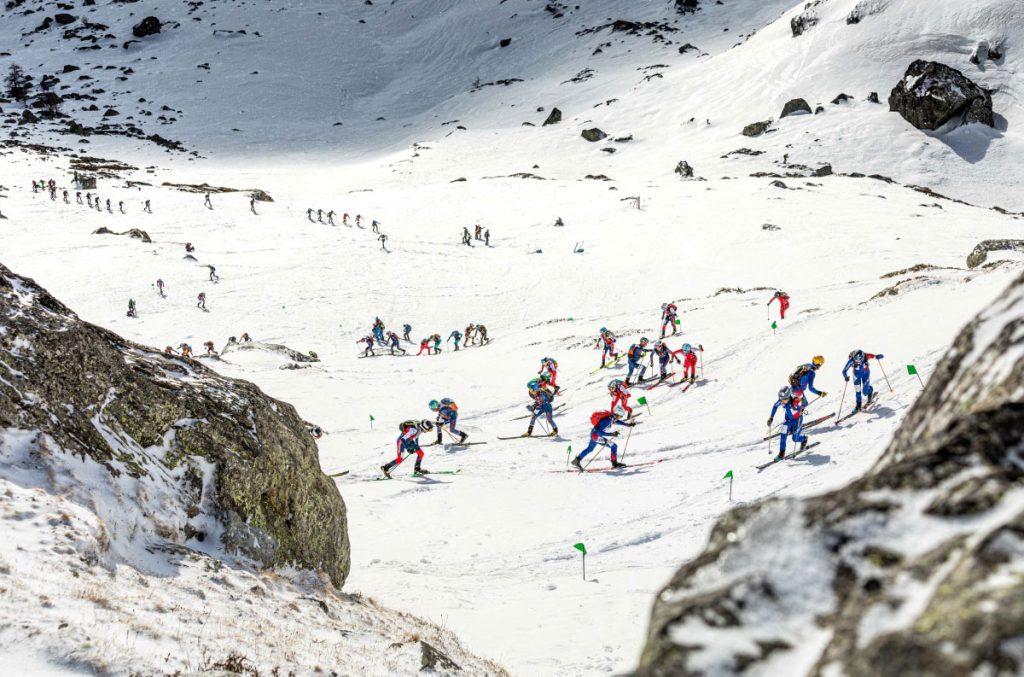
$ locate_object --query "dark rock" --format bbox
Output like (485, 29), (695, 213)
(762, 223), (781, 231)
(420, 641), (461, 672)
(581, 128), (607, 142)
(888, 60), (995, 130)
(832, 93), (852, 104)
(674, 161), (694, 179)
(742, 120), (772, 137)
(780, 98), (812, 118)
(62, 65), (80, 74)
(634, 269), (1024, 677)
(613, 135), (633, 143)
(602, 148), (616, 154)
(102, 108), (119, 117)
(813, 164), (833, 177)
(20, 109), (39, 124)
(132, 16), (162, 39)
(867, 91), (880, 103)
(499, 38), (512, 48)
(790, 1), (823, 37)
(678, 43), (699, 54)
(674, 0), (699, 14)
(542, 107), (562, 126)
(54, 13), (76, 25)
(966, 240), (1024, 269)
(0, 263), (350, 587)
(770, 180), (788, 189)
(814, 105), (825, 114)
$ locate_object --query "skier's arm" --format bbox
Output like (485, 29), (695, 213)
(842, 358), (853, 380)
(868, 353), (883, 360)
(769, 400), (782, 423)
(806, 372), (822, 396)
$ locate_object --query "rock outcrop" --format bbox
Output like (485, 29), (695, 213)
(742, 120), (772, 137)
(780, 98), (812, 118)
(966, 239), (1024, 269)
(132, 16), (162, 38)
(674, 161), (694, 179)
(581, 127), (607, 142)
(889, 60), (995, 130)
(633, 270), (1024, 676)
(0, 263), (349, 586)
(542, 107), (562, 126)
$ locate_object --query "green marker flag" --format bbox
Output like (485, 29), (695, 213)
(723, 469), (734, 501)
(637, 395), (651, 416)
(675, 319), (681, 325)
(573, 542), (587, 580)
(771, 321), (778, 335)
(369, 414), (375, 429)
(723, 470), (733, 479)
(906, 364), (917, 375)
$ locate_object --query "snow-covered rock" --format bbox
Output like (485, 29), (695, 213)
(888, 60), (995, 130)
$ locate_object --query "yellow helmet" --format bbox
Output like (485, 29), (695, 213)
(812, 355), (825, 367)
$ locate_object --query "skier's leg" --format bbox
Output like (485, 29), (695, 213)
(854, 375), (864, 406)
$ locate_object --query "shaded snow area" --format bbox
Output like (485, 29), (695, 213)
(0, 0), (1023, 674)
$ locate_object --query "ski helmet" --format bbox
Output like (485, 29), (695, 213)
(527, 378), (541, 390)
(654, 340), (664, 348)
(683, 343), (692, 352)
(540, 373), (551, 382)
(640, 337), (650, 346)
(812, 355), (825, 367)
(600, 327), (608, 333)
(418, 420), (434, 432)
(428, 400), (440, 411)
(661, 303), (667, 310)
(608, 379), (622, 391)
(853, 349), (865, 363)
(778, 386), (792, 401)
(612, 404), (627, 419)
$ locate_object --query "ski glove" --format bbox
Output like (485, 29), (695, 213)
(819, 391), (828, 397)
(844, 375), (850, 382)
(876, 354), (885, 359)
(767, 418), (773, 427)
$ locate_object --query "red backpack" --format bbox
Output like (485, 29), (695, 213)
(590, 410), (612, 427)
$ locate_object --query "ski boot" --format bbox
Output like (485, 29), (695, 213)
(459, 432), (468, 444)
(414, 466), (429, 475)
(799, 440), (807, 452)
(854, 401), (862, 412)
(381, 463), (393, 479)
(570, 457), (582, 471)
(548, 428), (559, 437)
(690, 375), (697, 384)
(436, 432), (444, 445)
(867, 391), (875, 406)
(774, 452), (785, 462)
(611, 460), (626, 469)
(524, 426), (533, 438)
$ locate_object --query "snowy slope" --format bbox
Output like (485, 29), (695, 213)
(2, 0), (1024, 674)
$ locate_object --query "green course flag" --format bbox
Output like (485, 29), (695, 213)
(675, 319), (681, 325)
(636, 396), (647, 405)
(907, 363), (925, 389)
(906, 364), (917, 375)
(573, 542), (587, 555)
(573, 542), (587, 580)
(723, 470), (733, 480)
(369, 414), (375, 429)
(771, 321), (778, 330)
(724, 469), (734, 501)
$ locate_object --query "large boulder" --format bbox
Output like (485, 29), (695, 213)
(581, 127), (607, 142)
(633, 270), (1024, 676)
(674, 161), (694, 179)
(132, 16), (162, 38)
(780, 98), (812, 118)
(889, 60), (995, 130)
(0, 263), (350, 586)
(542, 107), (562, 126)
(742, 120), (772, 137)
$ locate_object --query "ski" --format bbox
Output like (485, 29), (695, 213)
(328, 470), (349, 478)
(445, 441), (488, 447)
(756, 442), (821, 471)
(376, 469), (461, 481)
(590, 355), (624, 374)
(645, 374), (675, 390)
(512, 403), (566, 421)
(760, 413), (835, 441)
(496, 433), (559, 441)
(552, 458), (665, 474)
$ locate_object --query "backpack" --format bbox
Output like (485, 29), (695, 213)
(399, 420), (417, 432)
(788, 364), (811, 388)
(590, 410), (612, 427)
(440, 398), (457, 412)
(629, 345), (643, 360)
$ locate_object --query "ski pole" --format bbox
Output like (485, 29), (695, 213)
(580, 447), (603, 472)
(877, 358), (894, 393)
(837, 379), (849, 418)
(767, 425), (772, 455)
(620, 424), (634, 465)
(699, 348), (704, 379)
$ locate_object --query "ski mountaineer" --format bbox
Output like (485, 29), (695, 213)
(465, 323), (476, 346)
(386, 331), (406, 355)
(416, 337), (432, 356)
(652, 340), (673, 379)
(670, 343), (704, 383)
(625, 338), (651, 385)
(432, 333), (443, 354)
(327, 210), (335, 225)
(660, 303), (679, 337)
(156, 278), (165, 297)
(789, 355), (827, 406)
(306, 208), (314, 222)
(372, 317), (385, 343)
(196, 292), (206, 310)
(126, 299), (137, 318)
(429, 398), (468, 444)
(448, 329), (463, 351)
(524, 375), (559, 437)
(842, 349), (884, 411)
(608, 379), (633, 418)
(571, 410), (636, 470)
(358, 336), (375, 357)
(768, 386), (808, 461)
(381, 420), (434, 477)
(539, 357), (560, 394)
(342, 212), (350, 226)
(596, 328), (618, 367)
(203, 340), (216, 356)
(769, 290), (791, 319)
(477, 325), (489, 344)
(403, 323), (412, 342)
(179, 343), (193, 358)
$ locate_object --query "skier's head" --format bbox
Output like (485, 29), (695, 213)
(608, 379), (622, 391)
(639, 337), (650, 346)
(683, 343), (692, 353)
(778, 386), (793, 402)
(428, 400), (440, 412)
(812, 355), (825, 368)
(654, 340), (664, 349)
(418, 420), (434, 432)
(661, 303), (667, 310)
(600, 327), (607, 334)
(611, 404), (627, 419)
(853, 349), (865, 364)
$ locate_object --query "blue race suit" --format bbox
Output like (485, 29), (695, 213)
(769, 400), (806, 453)
(578, 415), (631, 462)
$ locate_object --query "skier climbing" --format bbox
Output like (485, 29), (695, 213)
(448, 329), (462, 351)
(608, 379), (632, 418)
(768, 386), (807, 461)
(597, 328), (618, 367)
(539, 357), (560, 394)
(477, 325), (489, 344)
(571, 410), (636, 470)
(185, 242), (195, 254)
(342, 212), (350, 226)
(358, 335), (375, 357)
(842, 350), (884, 411)
(371, 318), (385, 343)
(769, 291), (791, 319)
(625, 338), (651, 384)
(356, 214), (363, 228)
(144, 199), (151, 213)
(240, 332), (251, 342)
(327, 210), (335, 225)
(203, 193), (212, 209)
(208, 265), (219, 282)
(789, 355), (827, 405)
(381, 420), (434, 477)
(652, 340), (673, 380)
(317, 209), (323, 223)
(203, 340), (216, 356)
(307, 208), (314, 222)
(464, 323), (476, 346)
(670, 343), (703, 383)
(372, 219), (380, 234)
(155, 278), (165, 297)
(126, 299), (137, 318)
(432, 333), (443, 354)
(416, 337), (432, 356)
(429, 398), (467, 444)
(403, 323), (412, 342)
(196, 292), (206, 310)
(386, 331), (406, 355)
(524, 376), (558, 437)
(660, 303), (679, 337)
(179, 343), (193, 358)
(250, 197), (257, 215)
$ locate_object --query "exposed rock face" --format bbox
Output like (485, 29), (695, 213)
(966, 239), (1024, 269)
(132, 16), (162, 38)
(633, 270), (1024, 676)
(889, 60), (995, 130)
(781, 98), (812, 118)
(742, 120), (772, 137)
(0, 263), (349, 586)
(791, 0), (825, 37)
(92, 226), (152, 243)
(674, 0), (700, 14)
(542, 107), (562, 126)
(581, 127), (607, 142)
(674, 161), (694, 179)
